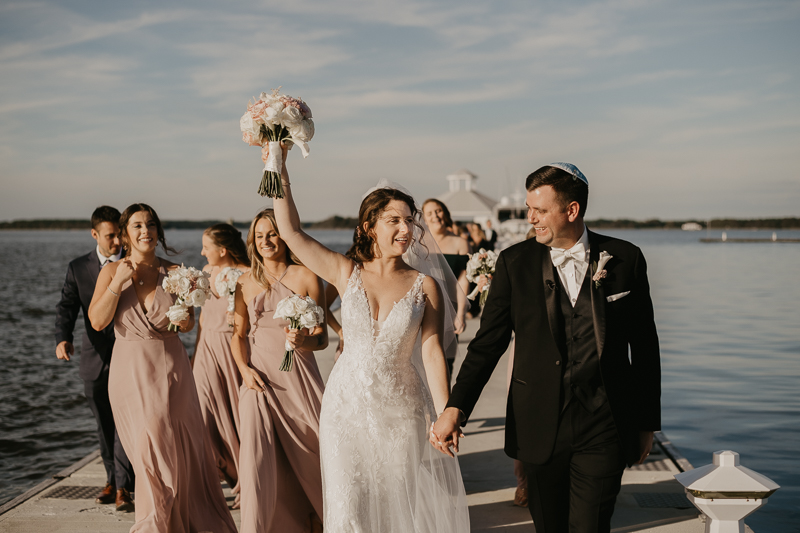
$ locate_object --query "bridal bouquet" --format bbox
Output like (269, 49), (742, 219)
(239, 87), (315, 198)
(273, 294), (325, 372)
(215, 267), (244, 327)
(466, 249), (499, 306)
(161, 265), (212, 332)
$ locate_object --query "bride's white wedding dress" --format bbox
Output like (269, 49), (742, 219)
(320, 265), (470, 532)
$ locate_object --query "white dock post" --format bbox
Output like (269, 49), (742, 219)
(675, 450), (779, 533)
(722, 231), (727, 242)
(772, 232), (777, 241)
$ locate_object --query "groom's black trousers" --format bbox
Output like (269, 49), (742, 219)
(522, 400), (626, 533)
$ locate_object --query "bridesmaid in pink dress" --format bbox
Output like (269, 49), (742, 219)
(193, 223), (250, 504)
(89, 203), (236, 533)
(231, 208), (327, 533)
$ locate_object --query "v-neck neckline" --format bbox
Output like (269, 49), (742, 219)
(355, 266), (422, 341)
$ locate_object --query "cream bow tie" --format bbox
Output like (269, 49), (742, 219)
(550, 244), (587, 267)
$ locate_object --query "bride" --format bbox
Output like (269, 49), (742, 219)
(268, 144), (469, 532)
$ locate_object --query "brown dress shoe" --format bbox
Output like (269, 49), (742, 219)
(115, 488), (135, 512)
(95, 483), (116, 504)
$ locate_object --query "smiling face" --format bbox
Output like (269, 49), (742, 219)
(526, 185), (582, 249)
(253, 217), (287, 264)
(91, 221), (121, 258)
(422, 201), (445, 231)
(370, 200), (414, 258)
(201, 233), (225, 267)
(125, 211), (159, 254)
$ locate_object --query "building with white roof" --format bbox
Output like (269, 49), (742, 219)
(437, 169), (498, 225)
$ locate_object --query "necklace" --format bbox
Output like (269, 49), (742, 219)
(139, 279), (144, 285)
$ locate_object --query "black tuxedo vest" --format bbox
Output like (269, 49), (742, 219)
(556, 267), (607, 414)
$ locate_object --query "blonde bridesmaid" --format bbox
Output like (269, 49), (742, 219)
(88, 203), (236, 533)
(231, 208), (327, 533)
(193, 223), (250, 504)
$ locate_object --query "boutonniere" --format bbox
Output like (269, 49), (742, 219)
(592, 251), (612, 288)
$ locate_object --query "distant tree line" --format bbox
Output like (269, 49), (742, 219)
(2, 216), (798, 231)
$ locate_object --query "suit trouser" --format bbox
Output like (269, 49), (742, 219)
(83, 364), (134, 490)
(523, 400), (626, 533)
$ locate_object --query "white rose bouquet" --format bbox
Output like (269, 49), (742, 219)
(240, 87), (315, 198)
(161, 265), (212, 332)
(273, 294), (325, 372)
(215, 267), (244, 327)
(466, 248), (499, 307)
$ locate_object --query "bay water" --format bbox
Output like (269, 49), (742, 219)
(0, 228), (797, 530)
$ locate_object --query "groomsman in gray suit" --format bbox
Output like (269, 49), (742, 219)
(55, 206), (134, 511)
(434, 164), (661, 533)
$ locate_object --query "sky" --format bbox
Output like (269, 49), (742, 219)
(1, 0), (799, 223)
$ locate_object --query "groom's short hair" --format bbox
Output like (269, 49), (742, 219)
(91, 205), (121, 229)
(526, 166), (589, 218)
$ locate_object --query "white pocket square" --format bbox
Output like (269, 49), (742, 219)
(606, 291), (630, 302)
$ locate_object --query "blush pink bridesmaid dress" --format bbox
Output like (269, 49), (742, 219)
(238, 270), (325, 533)
(193, 291), (243, 501)
(108, 262), (236, 533)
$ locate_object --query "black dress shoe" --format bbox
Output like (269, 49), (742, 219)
(95, 483), (116, 504)
(115, 488), (135, 512)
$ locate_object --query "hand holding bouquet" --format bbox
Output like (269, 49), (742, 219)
(466, 249), (499, 306)
(162, 265), (212, 332)
(240, 87), (315, 198)
(215, 267), (244, 327)
(273, 294), (325, 372)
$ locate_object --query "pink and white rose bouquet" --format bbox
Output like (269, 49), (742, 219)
(240, 87), (315, 198)
(273, 294), (325, 372)
(162, 265), (211, 332)
(466, 248), (499, 306)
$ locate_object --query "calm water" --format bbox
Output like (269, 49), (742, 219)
(0, 228), (798, 530)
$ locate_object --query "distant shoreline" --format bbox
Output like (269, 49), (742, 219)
(1, 216), (798, 231)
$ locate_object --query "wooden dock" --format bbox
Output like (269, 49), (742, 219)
(0, 315), (754, 532)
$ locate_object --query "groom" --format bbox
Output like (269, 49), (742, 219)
(433, 164), (661, 533)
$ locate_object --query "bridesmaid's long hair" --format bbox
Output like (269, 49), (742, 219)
(246, 208), (301, 291)
(204, 223), (248, 266)
(347, 188), (424, 264)
(119, 203), (180, 255)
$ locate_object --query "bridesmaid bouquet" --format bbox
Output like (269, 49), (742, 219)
(239, 87), (315, 198)
(273, 294), (325, 372)
(161, 265), (212, 332)
(215, 267), (244, 327)
(466, 248), (499, 306)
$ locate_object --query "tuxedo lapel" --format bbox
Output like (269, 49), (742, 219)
(86, 251), (101, 282)
(588, 231), (606, 358)
(541, 248), (560, 346)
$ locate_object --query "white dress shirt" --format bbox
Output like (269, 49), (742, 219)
(549, 226), (590, 307)
(96, 246), (122, 267)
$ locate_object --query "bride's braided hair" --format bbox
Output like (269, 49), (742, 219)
(346, 188), (425, 264)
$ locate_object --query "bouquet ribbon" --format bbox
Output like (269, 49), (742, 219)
(263, 141), (283, 174)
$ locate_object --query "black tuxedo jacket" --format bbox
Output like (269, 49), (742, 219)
(447, 230), (661, 466)
(55, 250), (118, 381)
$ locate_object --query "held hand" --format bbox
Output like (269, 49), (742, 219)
(284, 327), (309, 350)
(453, 314), (465, 335)
(637, 431), (654, 464)
(225, 311), (235, 328)
(56, 341), (74, 361)
(113, 258), (135, 286)
(241, 366), (267, 393)
(430, 407), (464, 458)
(476, 274), (492, 293)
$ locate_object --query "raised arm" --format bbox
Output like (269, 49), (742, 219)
(88, 260), (133, 331)
(268, 144), (354, 294)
